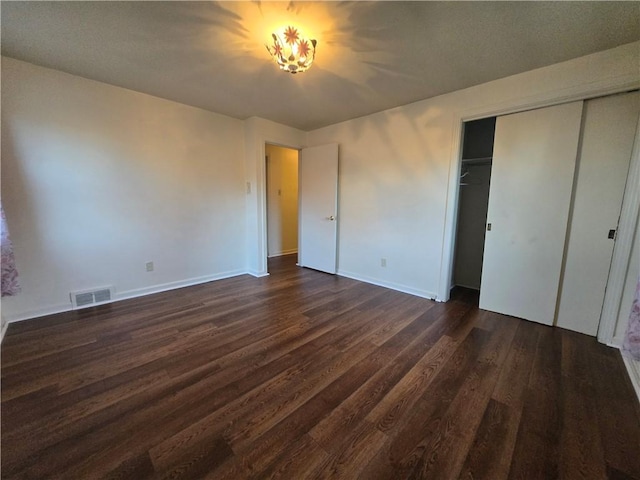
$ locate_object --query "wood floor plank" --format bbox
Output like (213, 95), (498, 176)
(507, 325), (563, 480)
(364, 306), (477, 433)
(589, 348), (640, 479)
(222, 340), (381, 452)
(357, 327), (492, 479)
(154, 435), (233, 480)
(148, 341), (374, 470)
(394, 318), (516, 479)
(559, 332), (608, 480)
(458, 398), (522, 480)
(491, 320), (539, 408)
(247, 433), (329, 480)
(2, 255), (639, 480)
(312, 421), (388, 480)
(309, 301), (467, 452)
(100, 451), (156, 480)
(210, 338), (425, 479)
(2, 360), (171, 442)
(58, 293), (405, 476)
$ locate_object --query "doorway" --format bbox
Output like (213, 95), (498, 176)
(451, 117), (496, 294)
(265, 144), (299, 262)
(262, 142), (339, 275)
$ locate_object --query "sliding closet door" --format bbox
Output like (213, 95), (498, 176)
(479, 102), (583, 325)
(556, 92), (640, 335)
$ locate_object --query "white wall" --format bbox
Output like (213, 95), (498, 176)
(1, 57), (247, 321)
(266, 144), (298, 257)
(306, 42), (640, 300)
(4, 42), (639, 323)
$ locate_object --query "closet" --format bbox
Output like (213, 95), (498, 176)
(475, 91), (639, 335)
(452, 118), (495, 291)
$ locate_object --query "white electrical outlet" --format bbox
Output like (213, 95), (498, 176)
(381, 258), (387, 267)
(146, 261), (154, 272)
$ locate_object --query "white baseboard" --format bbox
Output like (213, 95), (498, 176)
(4, 269), (247, 323)
(611, 339), (640, 403)
(248, 270), (270, 278)
(337, 269), (438, 301)
(1, 316), (9, 343)
(115, 269), (246, 303)
(5, 303), (73, 324)
(621, 354), (640, 403)
(267, 249), (298, 258)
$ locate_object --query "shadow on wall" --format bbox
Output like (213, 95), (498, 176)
(1, 128), (34, 303)
(0, 115), (150, 285)
(0, 76), (246, 318)
(313, 101), (451, 289)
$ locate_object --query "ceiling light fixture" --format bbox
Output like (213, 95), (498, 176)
(266, 26), (317, 74)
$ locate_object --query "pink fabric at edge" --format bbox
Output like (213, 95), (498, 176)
(1, 204), (21, 297)
(623, 275), (640, 361)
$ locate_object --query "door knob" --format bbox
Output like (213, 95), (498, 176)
(328, 215), (335, 221)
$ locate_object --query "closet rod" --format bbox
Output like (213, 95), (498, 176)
(462, 156), (492, 164)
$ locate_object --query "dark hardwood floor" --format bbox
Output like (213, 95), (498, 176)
(2, 254), (639, 479)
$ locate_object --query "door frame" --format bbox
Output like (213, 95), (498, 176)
(261, 142), (301, 274)
(598, 119), (640, 344)
(439, 77), (640, 346)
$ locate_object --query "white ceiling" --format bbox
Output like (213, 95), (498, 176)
(2, 1), (639, 131)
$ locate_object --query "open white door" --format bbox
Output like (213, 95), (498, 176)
(479, 102), (583, 325)
(299, 143), (339, 274)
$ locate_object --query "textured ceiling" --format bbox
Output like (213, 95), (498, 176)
(2, 1), (639, 130)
